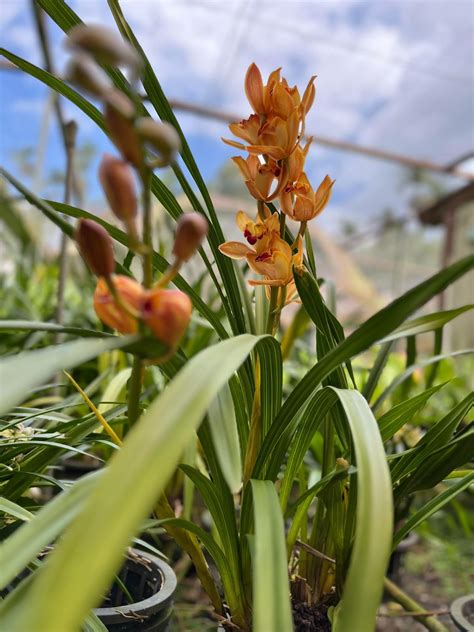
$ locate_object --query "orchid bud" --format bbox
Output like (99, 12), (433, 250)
(135, 118), (181, 167)
(65, 53), (112, 98)
(103, 90), (142, 166)
(141, 288), (192, 348)
(75, 219), (115, 278)
(99, 154), (137, 225)
(93, 275), (143, 334)
(173, 213), (208, 262)
(66, 24), (140, 70)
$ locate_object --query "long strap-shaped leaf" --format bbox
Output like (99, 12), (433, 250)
(250, 480), (293, 632)
(0, 472), (101, 590)
(330, 389), (393, 632)
(393, 473), (474, 548)
(0, 335), (136, 416)
(4, 335), (270, 632)
(0, 320), (112, 339)
(377, 382), (446, 442)
(380, 304), (474, 342)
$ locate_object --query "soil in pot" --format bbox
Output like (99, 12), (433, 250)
(292, 601), (331, 632)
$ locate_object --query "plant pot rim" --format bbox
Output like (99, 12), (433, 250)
(450, 594), (474, 632)
(93, 548), (176, 624)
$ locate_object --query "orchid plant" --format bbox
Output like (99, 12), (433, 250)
(0, 2), (473, 632)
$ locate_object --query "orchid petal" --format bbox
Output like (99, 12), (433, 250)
(218, 241), (252, 259)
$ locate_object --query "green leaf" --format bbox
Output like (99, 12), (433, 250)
(294, 267), (353, 385)
(179, 465), (244, 621)
(278, 388), (339, 510)
(403, 427), (474, 494)
(0, 336), (136, 417)
(0, 320), (112, 339)
(380, 304), (474, 342)
(0, 473), (100, 590)
(392, 393), (474, 494)
(208, 384), (242, 493)
(393, 473), (474, 548)
(158, 516), (238, 618)
(9, 335), (268, 632)
(331, 389), (393, 632)
(286, 467), (353, 556)
(0, 498), (34, 523)
(98, 368), (132, 414)
(250, 480), (293, 632)
(377, 383), (446, 442)
(362, 341), (393, 402)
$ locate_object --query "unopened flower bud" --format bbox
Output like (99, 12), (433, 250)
(93, 275), (143, 334)
(336, 457), (349, 471)
(65, 53), (112, 98)
(75, 218), (115, 277)
(99, 154), (137, 224)
(141, 289), (192, 348)
(135, 118), (181, 167)
(173, 213), (208, 262)
(66, 24), (140, 70)
(103, 90), (142, 166)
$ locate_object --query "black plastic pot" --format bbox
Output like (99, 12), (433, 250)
(450, 595), (474, 632)
(93, 549), (176, 632)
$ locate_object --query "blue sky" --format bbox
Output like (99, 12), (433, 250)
(1, 0), (473, 233)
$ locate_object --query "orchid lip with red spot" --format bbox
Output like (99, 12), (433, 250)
(244, 229), (258, 245)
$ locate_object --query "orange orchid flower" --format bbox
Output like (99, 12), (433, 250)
(221, 232), (293, 287)
(219, 212), (302, 290)
(224, 111), (299, 161)
(220, 210), (279, 253)
(232, 154), (283, 201)
(93, 275), (192, 348)
(245, 63), (316, 119)
(281, 173), (335, 222)
(279, 139), (312, 214)
(93, 275), (142, 334)
(141, 288), (192, 348)
(223, 63), (316, 161)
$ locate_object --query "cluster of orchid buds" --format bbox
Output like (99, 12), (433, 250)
(65, 24), (208, 356)
(219, 64), (334, 308)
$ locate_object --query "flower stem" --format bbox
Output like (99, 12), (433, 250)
(383, 577), (449, 632)
(266, 286), (280, 335)
(243, 356), (262, 482)
(127, 165), (153, 425)
(127, 355), (143, 426)
(139, 166), (153, 289)
(154, 495), (225, 618)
